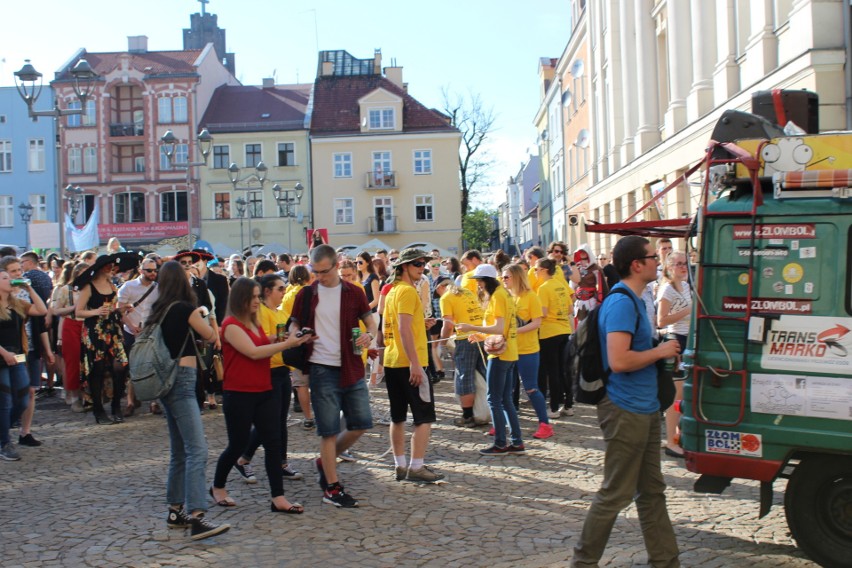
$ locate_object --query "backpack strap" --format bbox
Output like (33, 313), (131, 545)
(159, 301), (203, 368)
(600, 287), (643, 378)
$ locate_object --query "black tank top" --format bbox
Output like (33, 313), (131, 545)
(0, 308), (24, 353)
(87, 283), (116, 309)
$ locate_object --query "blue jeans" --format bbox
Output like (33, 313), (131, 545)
(309, 364), (373, 437)
(159, 366), (208, 513)
(486, 358), (522, 448)
(516, 352), (549, 424)
(0, 363), (29, 446)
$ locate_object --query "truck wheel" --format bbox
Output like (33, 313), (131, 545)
(784, 454), (852, 568)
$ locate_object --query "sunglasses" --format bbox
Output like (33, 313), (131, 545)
(409, 261), (426, 268)
(430, 263), (440, 268)
(356, 261), (365, 265)
(389, 257), (399, 262)
(142, 268), (158, 273)
(552, 249), (565, 254)
(501, 275), (510, 280)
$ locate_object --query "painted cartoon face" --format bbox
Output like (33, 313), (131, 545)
(761, 138), (813, 176)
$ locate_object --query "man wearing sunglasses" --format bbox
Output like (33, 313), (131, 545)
(116, 258), (160, 416)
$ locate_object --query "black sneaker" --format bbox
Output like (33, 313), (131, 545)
(190, 514), (230, 541)
(507, 444), (527, 455)
(315, 457), (327, 490)
(479, 444), (510, 456)
(167, 507), (192, 529)
(234, 462), (258, 484)
(18, 434), (42, 447)
(322, 483), (358, 508)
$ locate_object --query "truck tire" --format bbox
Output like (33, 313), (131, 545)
(784, 454), (852, 568)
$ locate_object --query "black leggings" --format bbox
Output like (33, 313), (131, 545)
(89, 359), (125, 416)
(242, 367), (292, 464)
(214, 389), (284, 498)
(538, 334), (571, 412)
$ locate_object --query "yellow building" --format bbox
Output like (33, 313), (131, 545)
(310, 50), (462, 253)
(199, 82), (312, 255)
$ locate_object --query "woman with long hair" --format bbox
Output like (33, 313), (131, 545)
(147, 261), (229, 540)
(233, 274), (303, 484)
(52, 262), (90, 412)
(0, 270), (47, 460)
(74, 256), (132, 424)
(456, 264), (524, 455)
(442, 257), (462, 282)
(535, 258), (574, 419)
(502, 264), (552, 439)
(357, 252), (380, 313)
(212, 277), (310, 513)
(228, 259), (245, 286)
(281, 265), (314, 429)
(372, 258), (389, 284)
(47, 261), (76, 407)
(657, 250), (693, 459)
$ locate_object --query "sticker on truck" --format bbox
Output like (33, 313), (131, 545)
(705, 430), (763, 457)
(751, 373), (852, 421)
(760, 315), (852, 373)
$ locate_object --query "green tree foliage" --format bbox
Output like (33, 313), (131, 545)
(462, 208), (495, 252)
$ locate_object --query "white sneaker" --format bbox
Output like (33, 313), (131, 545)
(547, 410), (561, 420)
(561, 406), (575, 417)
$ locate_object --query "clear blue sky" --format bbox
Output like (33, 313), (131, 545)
(1, 0), (569, 208)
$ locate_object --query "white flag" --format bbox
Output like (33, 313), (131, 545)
(65, 203), (100, 252)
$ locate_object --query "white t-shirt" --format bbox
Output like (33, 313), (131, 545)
(117, 278), (159, 335)
(657, 281), (692, 336)
(309, 282), (342, 366)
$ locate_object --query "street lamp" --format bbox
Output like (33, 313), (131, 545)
(65, 184), (84, 221)
(13, 58), (98, 256)
(235, 197), (247, 254)
(228, 161), (270, 255)
(159, 128), (214, 250)
(272, 182), (304, 253)
(18, 202), (34, 249)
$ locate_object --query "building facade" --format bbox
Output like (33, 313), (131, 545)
(51, 37), (237, 250)
(0, 87), (57, 249)
(199, 82), (313, 255)
(310, 50), (462, 253)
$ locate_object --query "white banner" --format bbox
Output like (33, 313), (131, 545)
(66, 203), (100, 252)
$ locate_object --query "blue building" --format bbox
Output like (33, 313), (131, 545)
(0, 86), (57, 250)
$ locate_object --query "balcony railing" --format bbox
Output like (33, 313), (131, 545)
(368, 216), (398, 234)
(109, 123), (144, 137)
(365, 170), (397, 189)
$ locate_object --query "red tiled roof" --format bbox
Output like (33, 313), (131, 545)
(200, 84), (312, 132)
(310, 75), (456, 136)
(54, 50), (204, 81)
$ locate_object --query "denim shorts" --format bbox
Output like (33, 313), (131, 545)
(309, 364), (373, 437)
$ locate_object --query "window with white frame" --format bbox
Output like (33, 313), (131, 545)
(67, 101), (81, 127)
(368, 108), (394, 129)
(0, 196), (12, 226)
(277, 142), (295, 166)
(160, 144), (188, 170)
(29, 194), (47, 221)
(334, 198), (353, 224)
(68, 148), (82, 174)
(28, 139), (45, 171)
(69, 100), (96, 127)
(173, 96), (188, 123)
(245, 144), (262, 168)
(248, 190), (263, 218)
(213, 145), (230, 169)
(415, 195), (434, 222)
(333, 153), (352, 178)
(158, 97), (172, 124)
(84, 147), (97, 174)
(413, 149), (432, 174)
(372, 151), (391, 174)
(114, 192), (146, 223)
(0, 141), (11, 172)
(160, 191), (188, 222)
(214, 192), (230, 219)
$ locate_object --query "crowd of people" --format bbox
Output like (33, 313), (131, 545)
(0, 235), (694, 562)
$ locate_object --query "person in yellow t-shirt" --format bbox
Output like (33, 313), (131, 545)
(383, 248), (444, 484)
(279, 265), (314, 429)
(438, 278), (485, 428)
(234, 273), (304, 482)
(458, 249), (483, 295)
(502, 263), (552, 440)
(535, 257), (575, 420)
(456, 263), (525, 456)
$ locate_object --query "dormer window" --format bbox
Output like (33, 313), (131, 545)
(369, 108), (395, 130)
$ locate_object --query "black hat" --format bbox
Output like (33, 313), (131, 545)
(72, 252), (140, 288)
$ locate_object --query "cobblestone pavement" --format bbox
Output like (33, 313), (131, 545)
(4, 381), (817, 568)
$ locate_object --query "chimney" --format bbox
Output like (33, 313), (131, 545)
(384, 66), (404, 90)
(262, 78), (275, 89)
(321, 61), (334, 76)
(128, 35), (148, 53)
(373, 48), (382, 75)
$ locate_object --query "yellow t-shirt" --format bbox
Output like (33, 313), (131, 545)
(280, 284), (304, 321)
(484, 286), (518, 361)
(528, 264), (567, 292)
(383, 281), (427, 368)
(538, 277), (573, 339)
(258, 302), (288, 369)
(514, 291), (543, 355)
(460, 269), (478, 295)
(439, 287), (484, 340)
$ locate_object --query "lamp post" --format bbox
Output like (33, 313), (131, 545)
(272, 182), (304, 253)
(13, 58), (98, 256)
(159, 129), (213, 250)
(18, 202), (34, 249)
(228, 161), (269, 256)
(235, 197), (247, 254)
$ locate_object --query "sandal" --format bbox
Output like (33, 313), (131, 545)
(270, 501), (304, 514)
(123, 405), (135, 418)
(209, 487), (236, 507)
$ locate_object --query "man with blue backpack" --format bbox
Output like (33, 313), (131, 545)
(572, 236), (681, 568)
